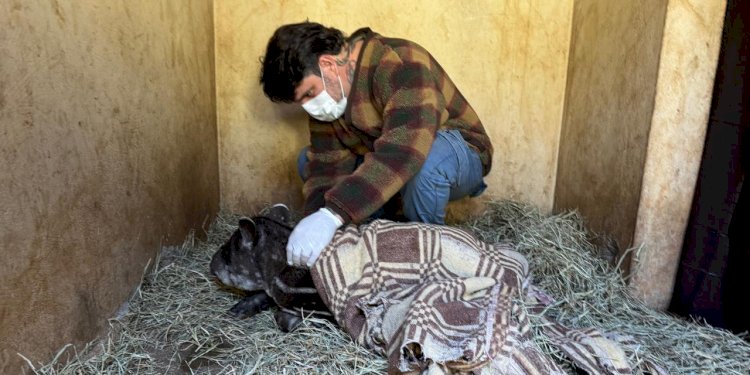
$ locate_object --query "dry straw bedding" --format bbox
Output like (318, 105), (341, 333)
(23, 200), (750, 374)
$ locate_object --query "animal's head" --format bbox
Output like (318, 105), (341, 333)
(209, 204), (293, 292)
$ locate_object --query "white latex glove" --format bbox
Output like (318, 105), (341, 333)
(286, 207), (343, 267)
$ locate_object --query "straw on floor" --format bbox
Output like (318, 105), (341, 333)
(22, 200), (750, 374)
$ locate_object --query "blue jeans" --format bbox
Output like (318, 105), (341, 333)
(297, 129), (487, 224)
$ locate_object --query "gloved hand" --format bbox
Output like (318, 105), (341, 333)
(286, 207), (343, 267)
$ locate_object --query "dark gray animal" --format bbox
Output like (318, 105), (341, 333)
(209, 204), (332, 332)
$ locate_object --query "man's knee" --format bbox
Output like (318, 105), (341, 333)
(402, 173), (451, 224)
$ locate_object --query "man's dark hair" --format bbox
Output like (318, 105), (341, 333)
(260, 22), (345, 103)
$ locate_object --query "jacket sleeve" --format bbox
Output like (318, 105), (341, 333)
(302, 118), (357, 216)
(324, 53), (447, 223)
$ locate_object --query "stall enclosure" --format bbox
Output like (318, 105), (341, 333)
(0, 0), (726, 372)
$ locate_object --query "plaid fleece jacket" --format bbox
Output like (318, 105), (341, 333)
(303, 28), (493, 223)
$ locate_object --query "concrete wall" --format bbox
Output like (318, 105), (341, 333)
(631, 0), (727, 309)
(555, 0), (726, 308)
(0, 0), (218, 372)
(215, 0), (574, 215)
(554, 0), (669, 260)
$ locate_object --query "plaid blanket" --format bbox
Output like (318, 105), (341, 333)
(310, 220), (668, 375)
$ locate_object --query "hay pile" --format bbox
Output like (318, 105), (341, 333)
(460, 200), (750, 374)
(24, 200), (750, 374)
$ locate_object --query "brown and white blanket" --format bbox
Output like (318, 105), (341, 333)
(311, 220), (668, 375)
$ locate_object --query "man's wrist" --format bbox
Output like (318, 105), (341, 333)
(319, 207), (344, 227)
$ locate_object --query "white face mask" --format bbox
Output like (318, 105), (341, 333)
(302, 66), (347, 122)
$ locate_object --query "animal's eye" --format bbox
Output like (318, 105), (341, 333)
(220, 247), (232, 264)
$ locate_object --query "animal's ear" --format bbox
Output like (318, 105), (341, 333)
(265, 203), (291, 224)
(238, 218), (256, 249)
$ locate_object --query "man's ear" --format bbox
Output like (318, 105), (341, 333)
(317, 54), (337, 70)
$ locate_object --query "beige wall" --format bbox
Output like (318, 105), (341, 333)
(0, 0), (218, 372)
(554, 0), (726, 309)
(554, 0), (669, 261)
(215, 0), (574, 215)
(631, 0), (727, 309)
